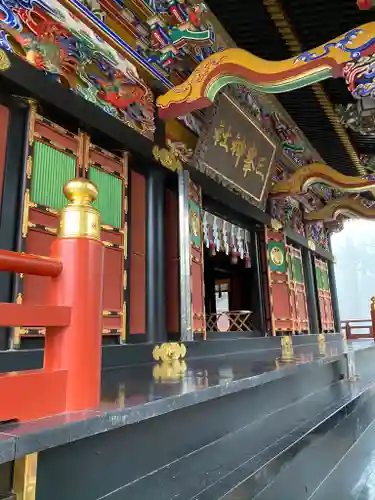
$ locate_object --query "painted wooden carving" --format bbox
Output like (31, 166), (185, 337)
(157, 24), (375, 118)
(271, 162), (375, 197)
(0, 0), (155, 138)
(305, 197), (375, 221)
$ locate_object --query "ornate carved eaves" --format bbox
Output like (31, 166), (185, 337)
(305, 197), (375, 222)
(271, 162), (375, 197)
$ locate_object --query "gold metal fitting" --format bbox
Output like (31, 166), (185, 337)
(58, 178), (101, 240)
(281, 335), (294, 362)
(152, 342), (187, 362)
(317, 333), (326, 356)
(270, 218), (283, 232)
(153, 360), (187, 381)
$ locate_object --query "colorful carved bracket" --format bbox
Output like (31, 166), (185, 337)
(305, 197), (375, 221)
(271, 162), (375, 197)
(0, 0), (155, 138)
(157, 23), (375, 119)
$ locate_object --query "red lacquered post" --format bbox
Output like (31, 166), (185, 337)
(44, 179), (104, 412)
(357, 0), (373, 9)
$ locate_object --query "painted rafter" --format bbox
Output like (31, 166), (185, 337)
(271, 162), (375, 197)
(262, 0), (364, 176)
(305, 196), (375, 221)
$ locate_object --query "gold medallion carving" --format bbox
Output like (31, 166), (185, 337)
(270, 246), (284, 266)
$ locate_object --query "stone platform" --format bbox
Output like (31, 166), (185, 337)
(0, 334), (373, 499)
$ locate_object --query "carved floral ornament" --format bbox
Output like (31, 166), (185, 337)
(0, 0), (155, 139)
(152, 145), (182, 172)
(268, 162), (375, 230)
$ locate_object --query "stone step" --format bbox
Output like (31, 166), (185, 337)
(34, 351), (346, 500)
(95, 375), (375, 500)
(248, 379), (375, 499)
(310, 397), (375, 499)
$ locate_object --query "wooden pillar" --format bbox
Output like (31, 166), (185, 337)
(0, 97), (27, 350)
(302, 248), (320, 335)
(165, 188), (179, 336)
(178, 169), (192, 341)
(146, 167), (166, 343)
(129, 170), (146, 339)
(253, 231), (266, 334)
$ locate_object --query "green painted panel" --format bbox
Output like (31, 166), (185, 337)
(315, 266), (323, 290)
(31, 141), (76, 209)
(293, 256), (304, 284)
(268, 241), (286, 273)
(189, 199), (201, 248)
(89, 168), (123, 228)
(322, 269), (330, 291)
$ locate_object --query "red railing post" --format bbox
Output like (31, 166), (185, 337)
(44, 179), (104, 412)
(371, 297), (375, 342)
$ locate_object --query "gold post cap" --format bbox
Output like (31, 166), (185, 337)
(58, 178), (101, 240)
(64, 178), (98, 206)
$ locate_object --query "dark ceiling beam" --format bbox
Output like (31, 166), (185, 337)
(263, 0), (366, 176)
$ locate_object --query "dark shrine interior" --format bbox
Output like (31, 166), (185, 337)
(204, 246), (260, 333)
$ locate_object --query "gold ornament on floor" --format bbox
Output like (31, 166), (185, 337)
(153, 342), (187, 362)
(153, 360), (187, 381)
(317, 333), (326, 356)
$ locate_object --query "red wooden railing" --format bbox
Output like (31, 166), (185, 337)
(0, 250), (63, 276)
(341, 319), (374, 340)
(0, 178), (104, 423)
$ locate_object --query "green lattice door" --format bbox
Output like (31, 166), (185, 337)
(14, 115), (82, 347)
(287, 245), (309, 333)
(265, 228), (293, 334)
(88, 143), (128, 342)
(315, 257), (334, 331)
